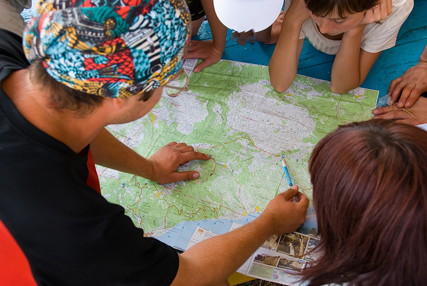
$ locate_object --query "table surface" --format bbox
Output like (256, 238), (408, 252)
(195, 3), (426, 285)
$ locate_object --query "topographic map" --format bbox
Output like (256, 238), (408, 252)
(97, 59), (377, 255)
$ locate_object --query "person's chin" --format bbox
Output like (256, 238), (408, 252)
(325, 31), (341, 36)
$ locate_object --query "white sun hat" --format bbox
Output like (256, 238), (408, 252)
(213, 0), (284, 32)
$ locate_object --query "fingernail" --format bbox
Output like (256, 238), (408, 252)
(193, 173), (200, 179)
(398, 103), (403, 108)
(373, 109), (378, 114)
(405, 102), (410, 107)
(194, 69), (199, 73)
(291, 185), (298, 190)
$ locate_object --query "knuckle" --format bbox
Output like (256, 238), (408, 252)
(397, 81), (406, 87)
(171, 153), (180, 161)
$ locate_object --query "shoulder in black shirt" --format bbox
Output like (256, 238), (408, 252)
(0, 29), (179, 286)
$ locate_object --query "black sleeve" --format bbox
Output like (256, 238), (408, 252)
(0, 29), (29, 75)
(60, 196), (181, 286)
(2, 169), (180, 286)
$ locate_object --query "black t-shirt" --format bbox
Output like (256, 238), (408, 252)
(0, 29), (179, 286)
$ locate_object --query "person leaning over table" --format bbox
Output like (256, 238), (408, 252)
(299, 119), (427, 285)
(267, 0), (412, 95)
(0, 0), (309, 285)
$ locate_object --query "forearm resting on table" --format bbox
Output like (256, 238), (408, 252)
(90, 128), (154, 179)
(172, 215), (276, 286)
(269, 19), (304, 93)
(331, 27), (380, 94)
(330, 28), (364, 94)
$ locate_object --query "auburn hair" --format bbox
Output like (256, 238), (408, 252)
(304, 0), (377, 18)
(301, 119), (427, 286)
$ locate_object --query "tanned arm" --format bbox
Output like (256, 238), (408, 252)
(171, 187), (309, 286)
(186, 0), (228, 73)
(330, 4), (391, 94)
(330, 25), (381, 94)
(269, 0), (310, 93)
(91, 128), (210, 184)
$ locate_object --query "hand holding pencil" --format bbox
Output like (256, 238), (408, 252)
(282, 156), (300, 202)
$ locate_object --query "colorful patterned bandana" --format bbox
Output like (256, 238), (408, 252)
(23, 0), (191, 98)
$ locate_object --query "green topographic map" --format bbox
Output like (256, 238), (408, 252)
(97, 60), (378, 238)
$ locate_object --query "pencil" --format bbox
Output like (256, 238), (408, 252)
(281, 156), (299, 202)
(282, 157), (293, 187)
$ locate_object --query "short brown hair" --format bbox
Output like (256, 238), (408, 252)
(29, 61), (155, 117)
(304, 0), (377, 18)
(301, 120), (427, 285)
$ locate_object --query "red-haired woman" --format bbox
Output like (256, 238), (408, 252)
(301, 119), (427, 285)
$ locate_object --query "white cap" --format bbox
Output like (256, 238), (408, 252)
(213, 0), (283, 33)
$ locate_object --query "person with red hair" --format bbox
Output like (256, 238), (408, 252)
(300, 119), (427, 285)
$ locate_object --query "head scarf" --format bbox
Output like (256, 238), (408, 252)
(23, 0), (191, 98)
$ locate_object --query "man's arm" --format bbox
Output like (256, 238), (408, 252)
(388, 44), (427, 108)
(373, 96), (427, 126)
(171, 187), (309, 286)
(90, 128), (210, 184)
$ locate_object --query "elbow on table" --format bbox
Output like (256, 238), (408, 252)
(268, 64), (294, 93)
(330, 82), (359, 94)
(270, 80), (291, 93)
